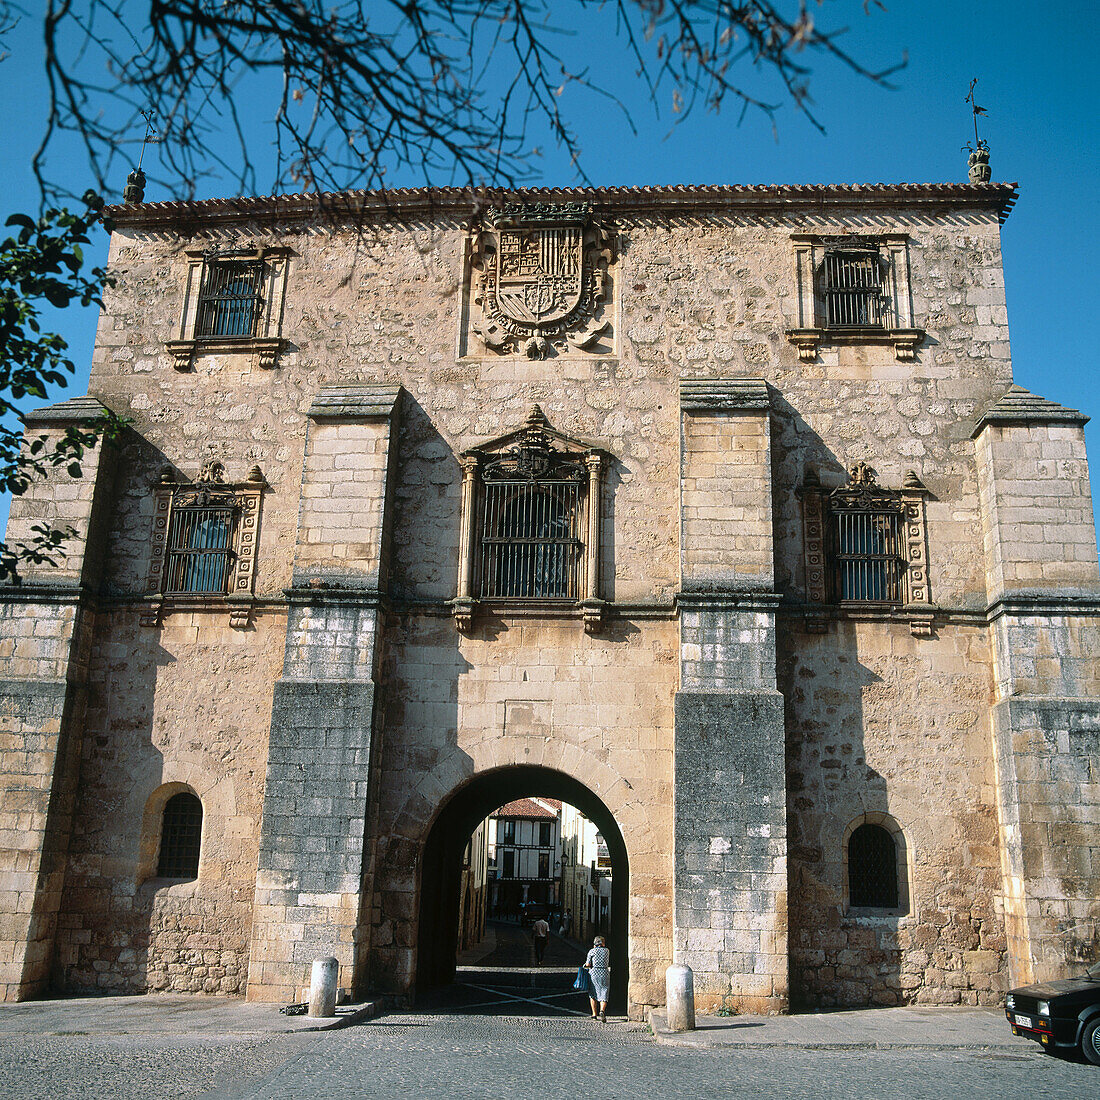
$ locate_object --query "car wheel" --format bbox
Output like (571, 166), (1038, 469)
(1082, 1017), (1100, 1066)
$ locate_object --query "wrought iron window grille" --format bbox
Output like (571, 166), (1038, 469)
(195, 258), (264, 338)
(453, 405), (607, 633)
(799, 463), (933, 634)
(157, 791), (203, 879)
(820, 248), (888, 329)
(144, 461), (265, 628)
(847, 823), (899, 909)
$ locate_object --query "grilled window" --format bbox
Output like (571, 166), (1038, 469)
(848, 823), (899, 908)
(502, 850), (515, 879)
(166, 502), (236, 594)
(821, 249), (885, 329)
(834, 508), (904, 603)
(196, 260), (263, 338)
(157, 792), (202, 879)
(479, 481), (582, 600)
(538, 851), (550, 879)
(538, 821), (551, 846)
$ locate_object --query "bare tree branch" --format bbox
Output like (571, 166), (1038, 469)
(27, 2), (901, 201)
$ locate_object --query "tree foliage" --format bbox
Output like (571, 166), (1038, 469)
(0, 195), (125, 582)
(26, 0), (899, 200)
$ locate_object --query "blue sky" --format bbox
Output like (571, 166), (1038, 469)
(2, 1), (1097, 541)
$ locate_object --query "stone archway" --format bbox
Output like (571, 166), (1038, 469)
(415, 765), (629, 1013)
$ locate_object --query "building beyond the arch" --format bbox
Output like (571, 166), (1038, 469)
(1, 181), (1098, 1017)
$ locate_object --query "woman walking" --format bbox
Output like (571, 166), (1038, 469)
(583, 935), (611, 1021)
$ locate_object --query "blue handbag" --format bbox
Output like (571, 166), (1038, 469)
(573, 965), (591, 993)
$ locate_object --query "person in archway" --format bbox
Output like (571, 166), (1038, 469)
(532, 913), (549, 965)
(583, 935), (611, 1021)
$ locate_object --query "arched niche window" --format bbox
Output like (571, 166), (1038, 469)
(453, 405), (607, 634)
(157, 791), (203, 879)
(844, 813), (909, 914)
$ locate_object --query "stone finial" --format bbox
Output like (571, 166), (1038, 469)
(847, 461), (877, 488)
(968, 141), (991, 184)
(123, 169), (146, 204)
(903, 470), (926, 491)
(247, 465), (264, 483)
(525, 404), (549, 430)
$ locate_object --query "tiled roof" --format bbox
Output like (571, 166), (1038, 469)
(106, 181), (1019, 229)
(491, 797), (560, 819)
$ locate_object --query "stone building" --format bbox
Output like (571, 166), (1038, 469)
(1, 180), (1098, 1017)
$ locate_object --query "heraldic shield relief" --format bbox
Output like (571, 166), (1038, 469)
(466, 202), (615, 359)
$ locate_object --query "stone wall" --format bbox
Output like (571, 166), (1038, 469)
(368, 613), (677, 1014)
(782, 620), (1006, 1007)
(3, 186), (1096, 1012)
(52, 608), (283, 995)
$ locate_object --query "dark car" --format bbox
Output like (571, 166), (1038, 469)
(1005, 960), (1100, 1064)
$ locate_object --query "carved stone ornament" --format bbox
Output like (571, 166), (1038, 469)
(799, 463), (932, 635)
(467, 203), (614, 357)
(143, 464), (264, 629)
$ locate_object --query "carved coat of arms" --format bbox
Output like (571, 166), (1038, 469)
(468, 202), (614, 359)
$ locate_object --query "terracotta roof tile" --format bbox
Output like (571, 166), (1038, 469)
(106, 181), (1019, 228)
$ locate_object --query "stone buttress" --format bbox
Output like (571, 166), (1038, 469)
(974, 386), (1100, 983)
(674, 378), (787, 1013)
(246, 385), (401, 1001)
(0, 398), (116, 1001)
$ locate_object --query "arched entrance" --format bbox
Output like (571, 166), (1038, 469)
(416, 765), (629, 1013)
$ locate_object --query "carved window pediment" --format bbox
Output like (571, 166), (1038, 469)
(453, 406), (608, 633)
(800, 463), (932, 635)
(144, 463), (266, 628)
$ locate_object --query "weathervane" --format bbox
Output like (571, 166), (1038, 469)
(123, 109), (162, 203)
(964, 79), (991, 183)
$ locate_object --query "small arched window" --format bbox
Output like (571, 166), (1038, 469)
(157, 791), (203, 879)
(848, 823), (899, 909)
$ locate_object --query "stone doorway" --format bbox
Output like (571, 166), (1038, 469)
(414, 765), (628, 1014)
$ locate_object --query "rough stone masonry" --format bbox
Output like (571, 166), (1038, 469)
(1, 181), (1097, 1018)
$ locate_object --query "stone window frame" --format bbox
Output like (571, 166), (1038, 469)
(166, 245), (292, 371)
(786, 233), (925, 362)
(138, 782), (205, 886)
(800, 463), (933, 636)
(143, 461), (265, 628)
(452, 405), (608, 634)
(841, 812), (912, 918)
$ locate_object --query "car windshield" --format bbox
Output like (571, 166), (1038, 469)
(1087, 960), (1100, 980)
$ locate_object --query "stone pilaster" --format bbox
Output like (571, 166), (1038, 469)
(0, 397), (116, 1000)
(247, 385), (401, 1002)
(974, 386), (1100, 984)
(675, 378), (787, 1013)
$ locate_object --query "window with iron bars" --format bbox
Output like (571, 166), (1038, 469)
(479, 480), (583, 600)
(157, 791), (203, 879)
(832, 506), (905, 603)
(847, 823), (899, 909)
(165, 500), (237, 594)
(820, 248), (885, 329)
(196, 259), (264, 338)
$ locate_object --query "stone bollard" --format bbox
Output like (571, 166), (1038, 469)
(665, 963), (696, 1031)
(308, 957), (339, 1018)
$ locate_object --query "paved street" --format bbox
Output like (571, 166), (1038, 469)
(0, 924), (1095, 1100)
(1, 1008), (1093, 1100)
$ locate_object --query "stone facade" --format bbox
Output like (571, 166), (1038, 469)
(1, 182), (1097, 1016)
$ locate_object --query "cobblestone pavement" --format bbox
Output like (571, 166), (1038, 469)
(1, 1008), (1095, 1099)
